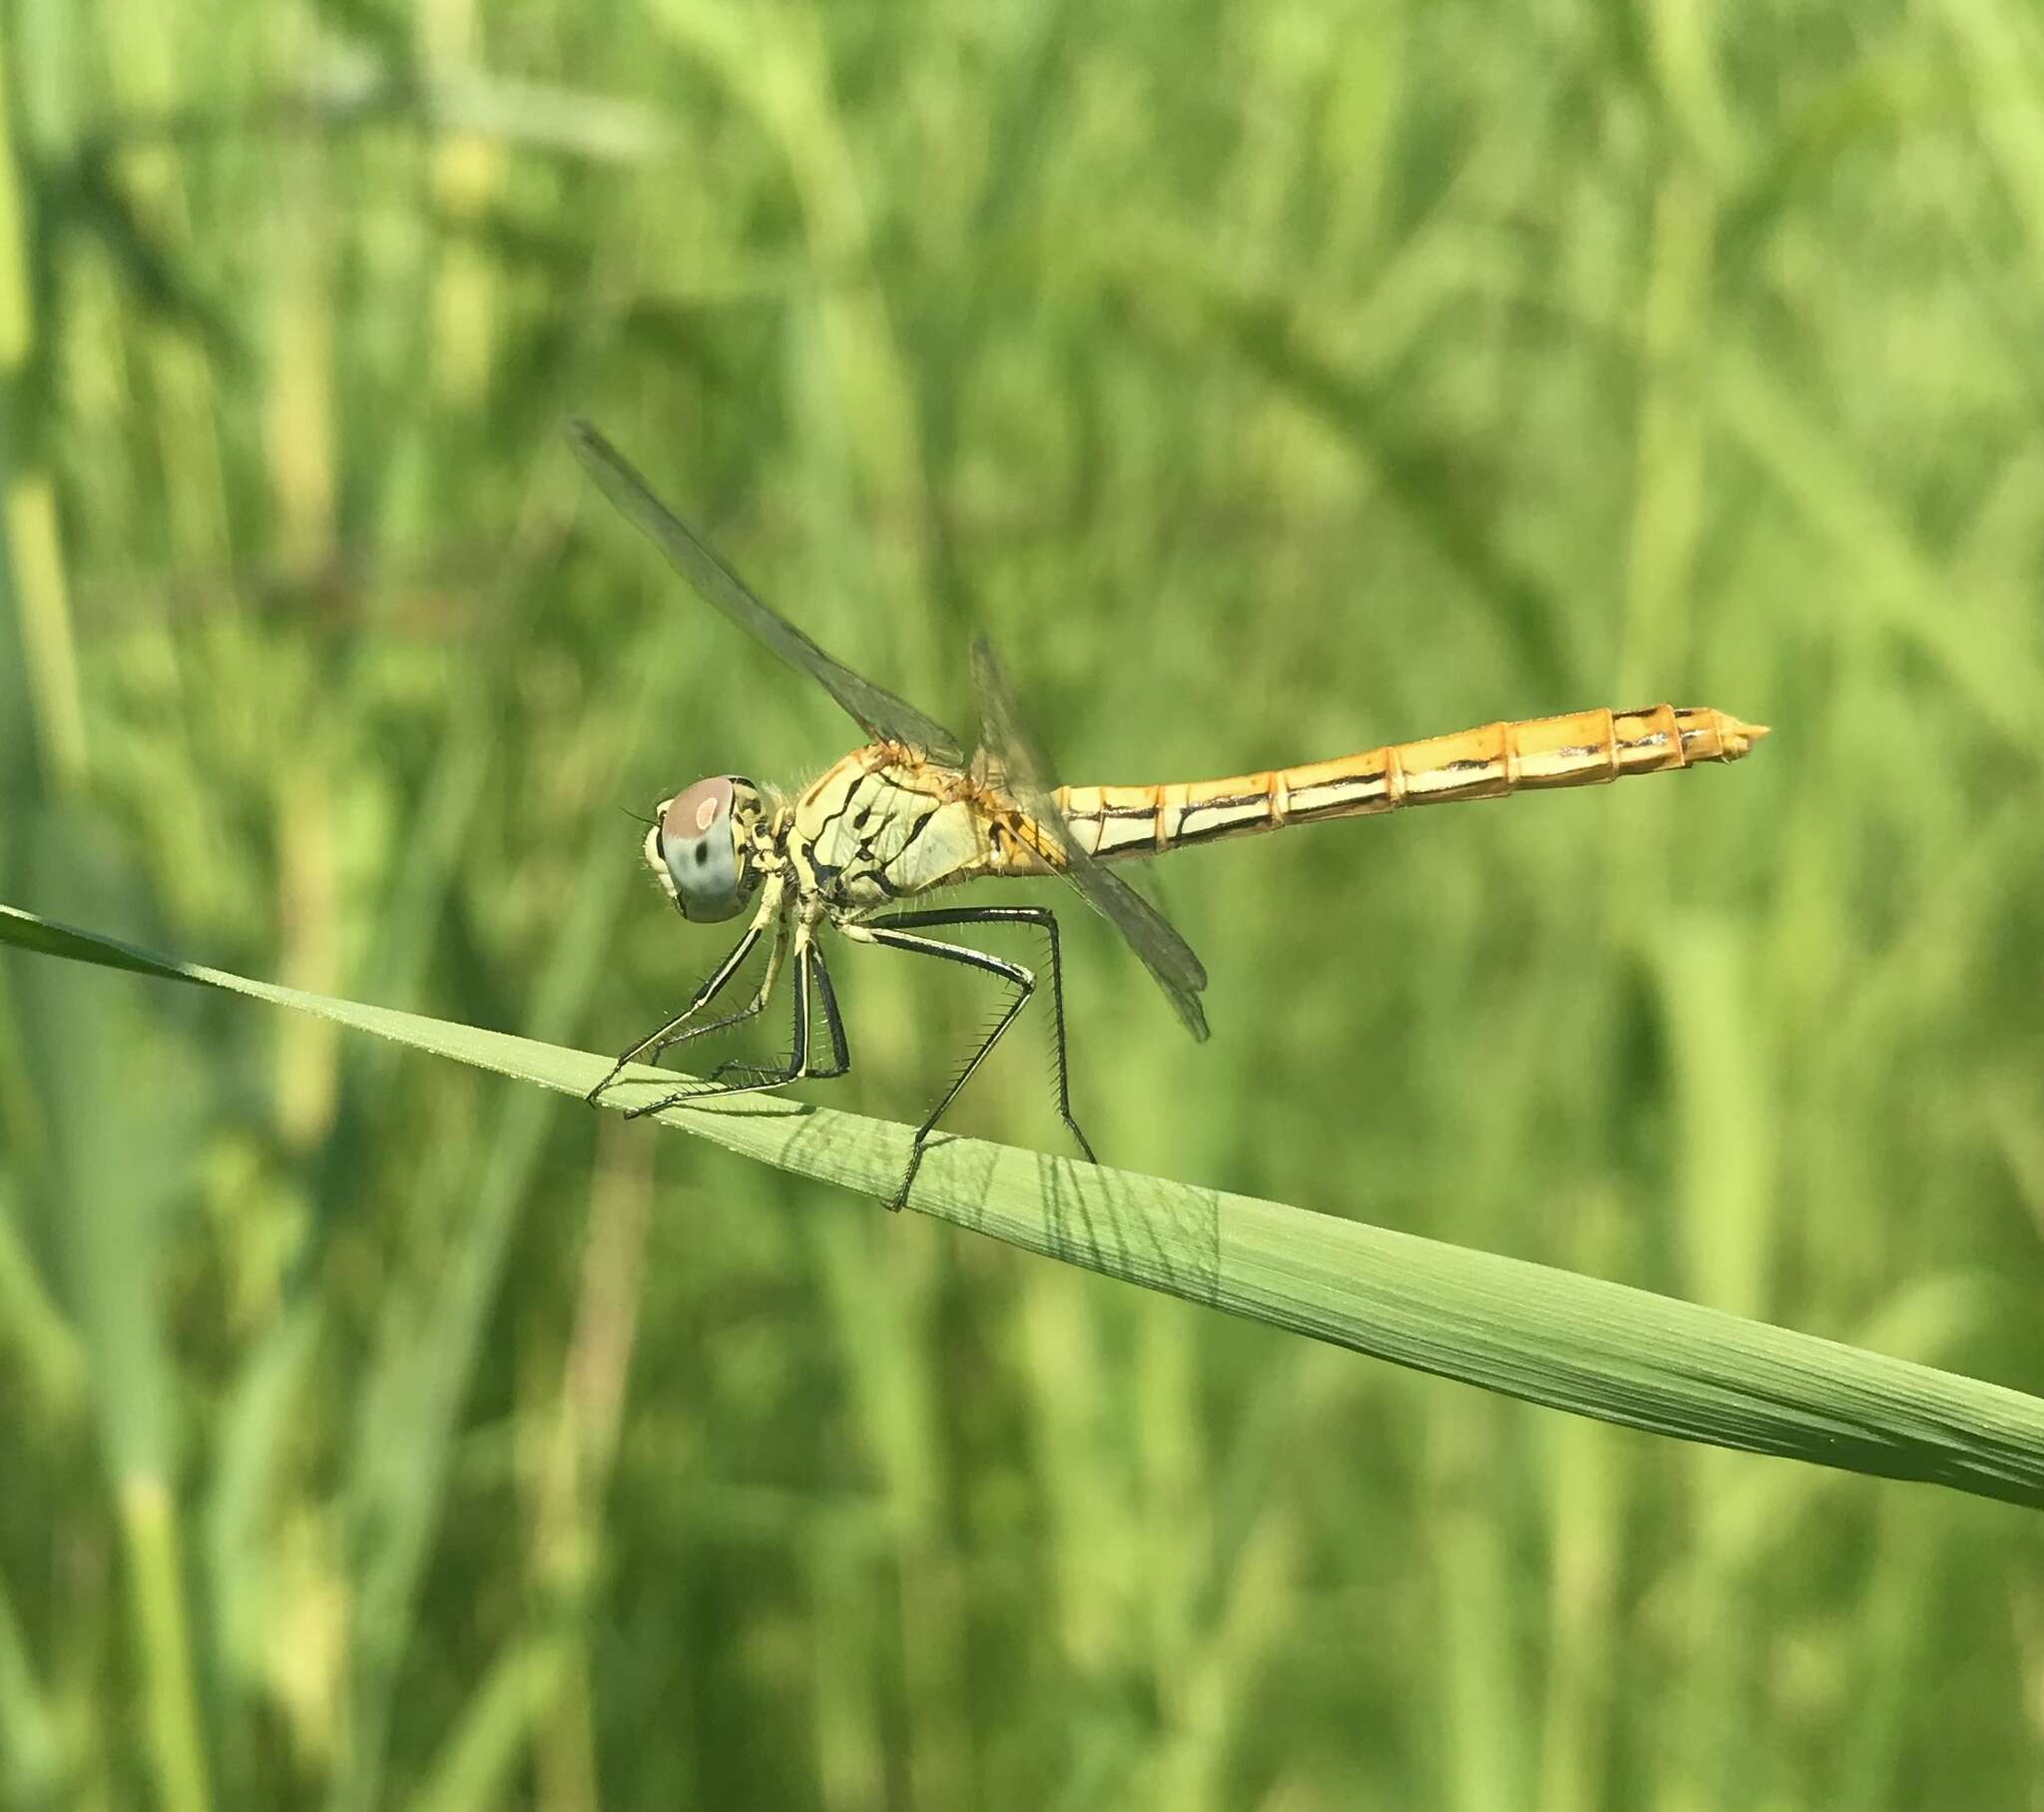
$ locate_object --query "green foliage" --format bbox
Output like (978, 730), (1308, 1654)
(3, 0), (2043, 1805)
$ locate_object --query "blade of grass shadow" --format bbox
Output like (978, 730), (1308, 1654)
(4, 901), (2044, 1513)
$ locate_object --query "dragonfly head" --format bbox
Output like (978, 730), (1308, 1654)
(647, 775), (771, 922)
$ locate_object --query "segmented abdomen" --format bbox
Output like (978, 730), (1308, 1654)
(1053, 704), (1768, 861)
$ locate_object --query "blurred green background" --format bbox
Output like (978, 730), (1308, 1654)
(3, 0), (2043, 1805)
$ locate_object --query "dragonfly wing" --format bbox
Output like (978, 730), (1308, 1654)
(567, 421), (966, 764)
(969, 636), (1210, 1042)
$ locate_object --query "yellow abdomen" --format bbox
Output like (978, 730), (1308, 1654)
(1054, 704), (1769, 860)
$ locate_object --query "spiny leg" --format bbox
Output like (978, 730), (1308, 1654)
(586, 889), (783, 1108)
(623, 926), (843, 1118)
(868, 906), (1094, 1170)
(586, 918), (764, 1105)
(807, 941), (850, 1079)
(648, 928), (794, 1085)
(695, 937), (848, 1089)
(857, 906), (1095, 1211)
(648, 924), (791, 1068)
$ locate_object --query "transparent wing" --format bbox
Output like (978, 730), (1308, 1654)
(970, 636), (1210, 1042)
(567, 420), (966, 764)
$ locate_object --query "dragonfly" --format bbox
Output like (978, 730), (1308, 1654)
(571, 421), (1769, 1210)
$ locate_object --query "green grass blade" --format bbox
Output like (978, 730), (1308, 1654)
(0, 1171), (84, 1421)
(405, 1637), (572, 1812)
(0, 1565), (65, 1809)
(5, 898), (2042, 1512)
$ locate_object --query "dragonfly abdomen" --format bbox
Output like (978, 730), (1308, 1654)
(1056, 704), (1767, 859)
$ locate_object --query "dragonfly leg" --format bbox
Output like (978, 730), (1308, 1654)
(808, 940), (850, 1079)
(648, 926), (791, 1074)
(857, 906), (1096, 1212)
(620, 928), (846, 1117)
(587, 891), (785, 1109)
(691, 937), (848, 1090)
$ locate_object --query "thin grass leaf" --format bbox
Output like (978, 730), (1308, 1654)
(0, 1568), (65, 1809)
(5, 899), (2042, 1512)
(0, 1172), (84, 1421)
(406, 1637), (573, 1812)
(61, 146), (245, 367)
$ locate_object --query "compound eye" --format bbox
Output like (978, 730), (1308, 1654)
(658, 777), (748, 921)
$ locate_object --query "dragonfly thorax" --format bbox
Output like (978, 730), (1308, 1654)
(646, 774), (782, 922)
